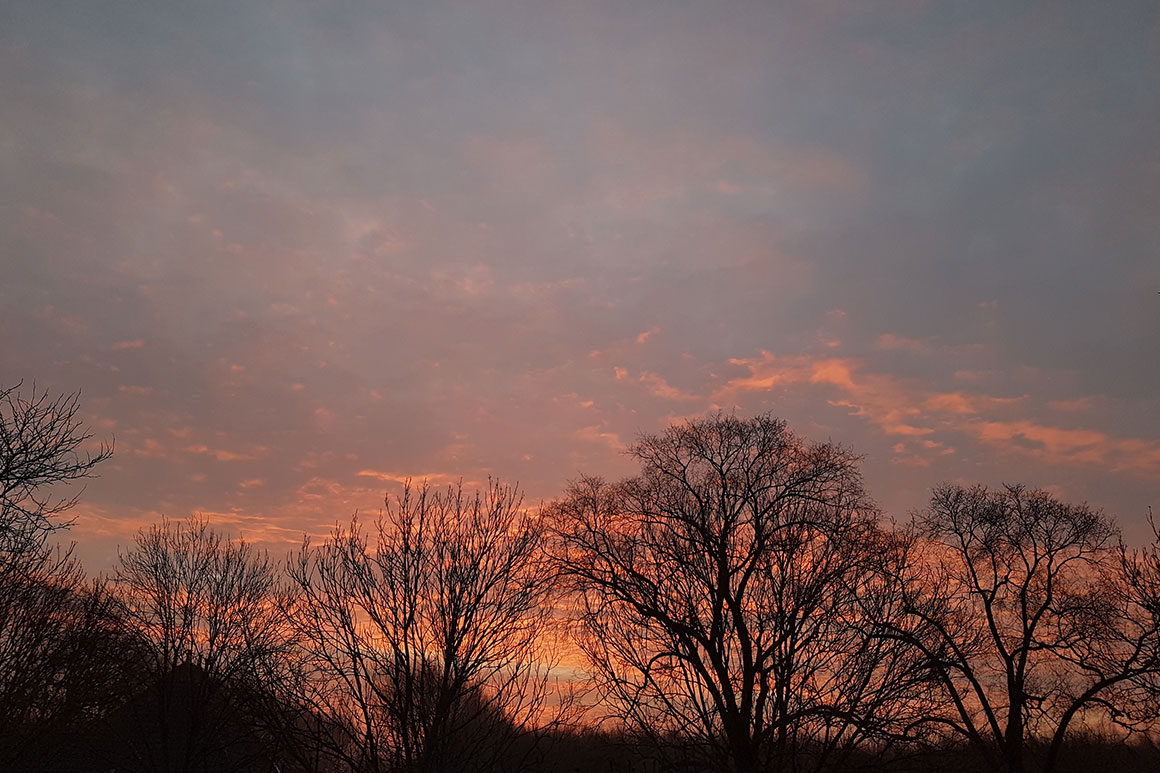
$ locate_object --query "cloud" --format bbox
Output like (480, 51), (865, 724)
(703, 350), (1160, 474)
(1048, 397), (1096, 413)
(131, 438), (168, 459)
(7, 0), (1159, 567)
(356, 470), (465, 488)
(184, 444), (265, 463)
(961, 420), (1160, 472)
(635, 327), (660, 344)
(639, 370), (698, 402)
(874, 333), (930, 353)
(575, 425), (625, 451)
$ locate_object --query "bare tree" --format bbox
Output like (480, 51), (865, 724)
(881, 483), (1160, 773)
(0, 382), (112, 551)
(0, 381), (122, 768)
(1039, 507), (1160, 771)
(551, 414), (931, 773)
(114, 515), (296, 772)
(285, 480), (563, 773)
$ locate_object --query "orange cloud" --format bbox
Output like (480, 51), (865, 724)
(923, 392), (1024, 415)
(186, 509), (316, 547)
(708, 350), (1160, 474)
(636, 326), (660, 344)
(721, 350), (814, 392)
(356, 470), (466, 488)
(723, 354), (933, 439)
(924, 392), (975, 414)
(963, 421), (1108, 465)
(184, 444), (264, 462)
(810, 360), (857, 390)
(962, 420), (1160, 471)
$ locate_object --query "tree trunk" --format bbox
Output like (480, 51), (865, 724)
(1003, 712), (1025, 773)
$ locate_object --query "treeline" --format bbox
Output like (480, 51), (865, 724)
(2, 383), (1160, 773)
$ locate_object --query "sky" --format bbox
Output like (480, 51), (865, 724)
(2, 0), (1158, 571)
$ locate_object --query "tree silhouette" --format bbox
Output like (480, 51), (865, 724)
(113, 515), (296, 772)
(285, 480), (563, 773)
(880, 483), (1160, 773)
(0, 381), (121, 770)
(7, 384), (1160, 772)
(0, 382), (112, 552)
(551, 414), (930, 773)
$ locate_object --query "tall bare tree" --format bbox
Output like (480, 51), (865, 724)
(881, 483), (1160, 773)
(114, 515), (296, 772)
(0, 381), (120, 768)
(285, 480), (562, 773)
(551, 414), (931, 773)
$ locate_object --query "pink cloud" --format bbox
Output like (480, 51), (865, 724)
(639, 370), (698, 402)
(131, 438), (168, 459)
(575, 424), (625, 451)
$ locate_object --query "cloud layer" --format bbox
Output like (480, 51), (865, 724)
(2, 0), (1157, 568)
